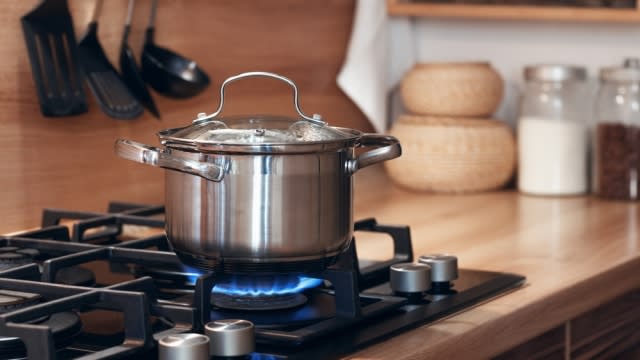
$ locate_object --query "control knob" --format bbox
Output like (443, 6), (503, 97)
(205, 319), (255, 357)
(158, 333), (210, 360)
(418, 254), (458, 282)
(418, 254), (459, 293)
(389, 262), (431, 294)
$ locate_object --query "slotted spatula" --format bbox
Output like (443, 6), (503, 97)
(21, 0), (88, 117)
(77, 0), (143, 120)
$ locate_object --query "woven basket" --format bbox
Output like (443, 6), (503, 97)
(385, 115), (516, 193)
(400, 62), (504, 117)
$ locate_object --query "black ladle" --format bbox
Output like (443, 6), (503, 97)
(141, 0), (210, 98)
(120, 0), (160, 118)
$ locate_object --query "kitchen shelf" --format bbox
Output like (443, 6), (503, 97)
(387, 0), (640, 22)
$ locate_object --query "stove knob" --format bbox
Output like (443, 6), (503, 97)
(418, 254), (459, 282)
(158, 333), (209, 360)
(389, 262), (431, 293)
(205, 319), (255, 357)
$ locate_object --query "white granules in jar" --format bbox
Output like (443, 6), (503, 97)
(518, 116), (588, 195)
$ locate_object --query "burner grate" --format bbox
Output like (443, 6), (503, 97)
(41, 202), (165, 244)
(0, 277), (154, 360)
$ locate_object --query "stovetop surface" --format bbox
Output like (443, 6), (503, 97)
(0, 202), (525, 360)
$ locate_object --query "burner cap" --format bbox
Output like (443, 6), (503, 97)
(16, 248), (40, 258)
(0, 247), (40, 271)
(0, 253), (31, 270)
(211, 292), (308, 311)
(55, 266), (96, 287)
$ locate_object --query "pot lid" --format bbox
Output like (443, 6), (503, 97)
(158, 72), (361, 153)
(161, 115), (356, 145)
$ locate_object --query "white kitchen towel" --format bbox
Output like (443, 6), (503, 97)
(337, 0), (414, 133)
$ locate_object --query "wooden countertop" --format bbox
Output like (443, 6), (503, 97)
(349, 165), (640, 359)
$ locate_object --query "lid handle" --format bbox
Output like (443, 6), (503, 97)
(193, 72), (326, 126)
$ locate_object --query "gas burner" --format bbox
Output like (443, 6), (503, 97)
(0, 247), (38, 270)
(134, 267), (325, 307)
(0, 244), (95, 287)
(210, 289), (340, 328)
(211, 275), (323, 297)
(209, 275), (322, 311)
(0, 290), (82, 359)
(212, 292), (308, 311)
(0, 312), (82, 359)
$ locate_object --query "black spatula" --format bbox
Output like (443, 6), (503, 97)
(21, 0), (88, 117)
(119, 0), (160, 119)
(78, 0), (143, 120)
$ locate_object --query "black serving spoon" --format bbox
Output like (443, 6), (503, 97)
(141, 0), (210, 98)
(119, 0), (160, 118)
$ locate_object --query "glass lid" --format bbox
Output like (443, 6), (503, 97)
(162, 115), (356, 145)
(157, 72), (360, 152)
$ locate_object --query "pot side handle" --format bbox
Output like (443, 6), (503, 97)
(347, 134), (402, 174)
(114, 139), (225, 182)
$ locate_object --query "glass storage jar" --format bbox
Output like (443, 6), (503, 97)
(518, 65), (589, 196)
(593, 66), (640, 201)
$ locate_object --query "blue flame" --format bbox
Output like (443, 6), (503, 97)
(182, 265), (201, 286)
(181, 266), (323, 296)
(250, 354), (282, 360)
(212, 275), (323, 296)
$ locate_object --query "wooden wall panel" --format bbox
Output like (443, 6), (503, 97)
(0, 0), (369, 232)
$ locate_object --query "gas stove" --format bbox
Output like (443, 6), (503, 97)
(0, 202), (525, 359)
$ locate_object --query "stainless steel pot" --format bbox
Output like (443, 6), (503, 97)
(115, 72), (401, 273)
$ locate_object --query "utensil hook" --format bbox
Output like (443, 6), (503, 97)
(193, 71), (326, 126)
(125, 0), (135, 26)
(91, 0), (104, 23)
(122, 0), (135, 43)
(148, 0), (158, 29)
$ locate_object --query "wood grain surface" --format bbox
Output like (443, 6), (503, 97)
(0, 0), (368, 232)
(387, 0), (640, 22)
(347, 165), (640, 359)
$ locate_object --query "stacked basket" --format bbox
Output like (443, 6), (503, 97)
(385, 62), (516, 193)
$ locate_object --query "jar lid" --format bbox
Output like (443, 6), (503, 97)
(524, 65), (587, 82)
(599, 66), (640, 82)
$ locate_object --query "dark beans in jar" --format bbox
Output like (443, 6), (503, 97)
(595, 123), (640, 200)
